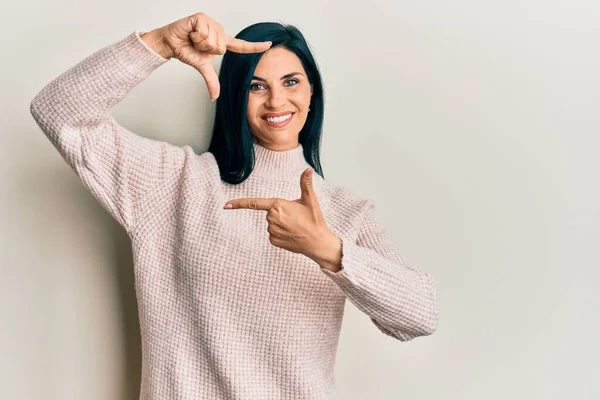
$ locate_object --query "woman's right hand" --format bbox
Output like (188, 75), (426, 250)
(144, 12), (272, 101)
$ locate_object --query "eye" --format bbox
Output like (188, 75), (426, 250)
(250, 79), (299, 91)
(250, 83), (265, 91)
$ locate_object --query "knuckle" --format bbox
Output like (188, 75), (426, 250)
(193, 30), (208, 40)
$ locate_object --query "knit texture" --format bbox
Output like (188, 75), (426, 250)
(30, 30), (440, 400)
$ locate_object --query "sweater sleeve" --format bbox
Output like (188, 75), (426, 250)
(320, 200), (440, 342)
(29, 30), (188, 235)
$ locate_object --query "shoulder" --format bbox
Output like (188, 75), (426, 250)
(196, 148), (218, 171)
(313, 177), (378, 240)
(186, 147), (221, 184)
(316, 176), (374, 219)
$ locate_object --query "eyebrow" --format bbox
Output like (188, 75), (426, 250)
(251, 72), (304, 82)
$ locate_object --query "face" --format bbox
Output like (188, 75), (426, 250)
(246, 46), (313, 151)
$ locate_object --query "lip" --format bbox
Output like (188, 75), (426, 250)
(263, 112), (294, 128)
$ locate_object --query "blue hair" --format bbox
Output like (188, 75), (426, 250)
(206, 21), (325, 184)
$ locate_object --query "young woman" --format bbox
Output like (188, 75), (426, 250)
(30, 12), (439, 399)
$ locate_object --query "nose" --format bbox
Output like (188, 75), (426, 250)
(265, 86), (286, 109)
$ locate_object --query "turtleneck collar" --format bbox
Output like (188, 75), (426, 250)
(251, 141), (311, 180)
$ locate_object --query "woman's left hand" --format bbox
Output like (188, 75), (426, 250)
(223, 168), (340, 263)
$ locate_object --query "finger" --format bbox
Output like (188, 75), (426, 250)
(196, 63), (220, 101)
(300, 168), (318, 206)
(203, 21), (218, 54)
(189, 21), (211, 52)
(224, 198), (277, 210)
(216, 29), (226, 55)
(225, 35), (272, 53)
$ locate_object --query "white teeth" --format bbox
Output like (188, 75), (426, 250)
(266, 113), (292, 123)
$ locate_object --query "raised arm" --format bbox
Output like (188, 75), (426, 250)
(30, 14), (274, 235)
(29, 30), (187, 235)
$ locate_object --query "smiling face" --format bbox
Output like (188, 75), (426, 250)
(246, 46), (313, 151)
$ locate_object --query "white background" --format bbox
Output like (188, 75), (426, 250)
(2, 0), (599, 399)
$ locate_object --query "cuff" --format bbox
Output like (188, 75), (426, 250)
(319, 235), (358, 291)
(109, 30), (170, 78)
(319, 235), (411, 293)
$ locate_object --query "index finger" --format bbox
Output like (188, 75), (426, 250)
(224, 198), (277, 210)
(225, 35), (272, 54)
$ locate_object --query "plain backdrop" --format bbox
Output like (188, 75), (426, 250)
(2, 1), (599, 399)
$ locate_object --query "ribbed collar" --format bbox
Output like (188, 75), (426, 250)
(251, 141), (311, 180)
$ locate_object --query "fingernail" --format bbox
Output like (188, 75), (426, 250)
(223, 203), (233, 209)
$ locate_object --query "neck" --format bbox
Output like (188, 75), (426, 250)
(251, 141), (311, 180)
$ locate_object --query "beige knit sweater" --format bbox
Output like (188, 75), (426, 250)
(29, 30), (439, 400)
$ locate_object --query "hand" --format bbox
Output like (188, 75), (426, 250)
(150, 12), (272, 101)
(223, 168), (337, 262)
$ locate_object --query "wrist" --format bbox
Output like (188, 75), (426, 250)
(312, 231), (343, 273)
(140, 29), (173, 59)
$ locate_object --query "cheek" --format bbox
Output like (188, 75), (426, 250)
(246, 100), (259, 120)
(294, 89), (311, 104)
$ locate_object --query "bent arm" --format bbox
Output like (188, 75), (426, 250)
(29, 31), (187, 234)
(319, 200), (440, 342)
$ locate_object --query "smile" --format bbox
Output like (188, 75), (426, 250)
(263, 113), (294, 128)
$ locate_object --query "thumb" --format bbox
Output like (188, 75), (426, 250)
(300, 168), (317, 206)
(196, 63), (220, 101)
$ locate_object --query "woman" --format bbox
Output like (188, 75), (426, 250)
(30, 12), (439, 400)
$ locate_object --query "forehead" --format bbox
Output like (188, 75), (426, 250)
(253, 47), (305, 76)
